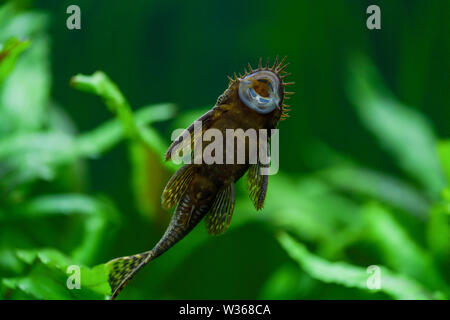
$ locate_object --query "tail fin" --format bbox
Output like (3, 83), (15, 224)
(107, 165), (216, 299)
(106, 251), (152, 299)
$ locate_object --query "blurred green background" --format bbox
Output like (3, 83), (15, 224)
(0, 0), (449, 299)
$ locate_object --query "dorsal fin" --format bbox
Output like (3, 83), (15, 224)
(165, 108), (218, 161)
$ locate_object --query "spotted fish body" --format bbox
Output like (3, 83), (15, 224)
(107, 57), (293, 299)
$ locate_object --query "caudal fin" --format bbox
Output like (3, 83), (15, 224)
(106, 251), (152, 299)
(107, 164), (218, 299)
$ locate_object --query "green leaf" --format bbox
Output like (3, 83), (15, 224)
(71, 71), (178, 171)
(16, 249), (73, 268)
(260, 264), (314, 299)
(75, 102), (174, 156)
(139, 125), (178, 171)
(2, 264), (76, 299)
(347, 56), (446, 197)
(70, 71), (138, 139)
(362, 203), (446, 292)
(442, 188), (450, 205)
(0, 10), (49, 42)
(0, 248), (26, 276)
(256, 175), (361, 245)
(1, 249), (110, 299)
(70, 71), (180, 221)
(320, 165), (429, 219)
(437, 140), (450, 183)
(80, 264), (111, 296)
(129, 141), (174, 219)
(0, 36), (51, 133)
(231, 174), (366, 261)
(0, 37), (30, 84)
(0, 104), (175, 161)
(0, 103), (175, 192)
(2, 194), (120, 265)
(277, 232), (437, 300)
(427, 191), (450, 263)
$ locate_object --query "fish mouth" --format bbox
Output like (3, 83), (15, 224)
(239, 71), (281, 114)
(229, 56), (294, 119)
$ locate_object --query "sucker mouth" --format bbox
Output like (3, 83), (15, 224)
(238, 71), (281, 114)
(228, 56), (294, 120)
(248, 86), (280, 111)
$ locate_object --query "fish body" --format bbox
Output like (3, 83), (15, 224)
(107, 57), (293, 299)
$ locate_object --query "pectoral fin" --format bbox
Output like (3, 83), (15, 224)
(205, 183), (235, 235)
(161, 164), (194, 209)
(247, 163), (268, 210)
